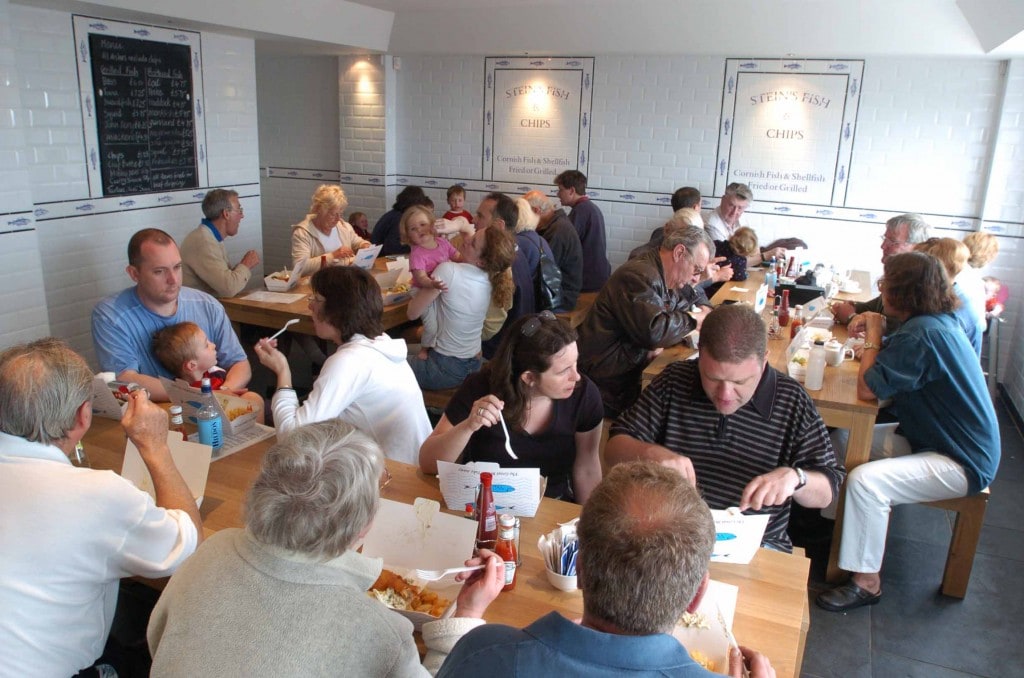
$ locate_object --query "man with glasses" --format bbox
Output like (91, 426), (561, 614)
(578, 222), (713, 417)
(181, 188), (261, 298)
(703, 183), (802, 267)
(831, 213), (932, 333)
(0, 338), (202, 677)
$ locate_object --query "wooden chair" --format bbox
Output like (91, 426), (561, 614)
(921, 488), (990, 598)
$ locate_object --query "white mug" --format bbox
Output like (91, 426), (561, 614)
(825, 340), (855, 367)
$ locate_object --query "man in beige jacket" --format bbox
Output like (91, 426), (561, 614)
(181, 188), (260, 298)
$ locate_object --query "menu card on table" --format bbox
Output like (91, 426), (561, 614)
(710, 508), (770, 564)
(437, 460), (542, 517)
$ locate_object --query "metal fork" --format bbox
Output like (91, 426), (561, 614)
(412, 564), (486, 582)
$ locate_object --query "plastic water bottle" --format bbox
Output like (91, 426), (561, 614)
(805, 340), (827, 391)
(196, 377), (223, 454)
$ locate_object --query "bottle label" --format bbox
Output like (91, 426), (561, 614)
(197, 417), (223, 450)
(503, 561), (516, 586)
(484, 515), (496, 531)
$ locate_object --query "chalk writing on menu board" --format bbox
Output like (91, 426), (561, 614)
(89, 34), (198, 196)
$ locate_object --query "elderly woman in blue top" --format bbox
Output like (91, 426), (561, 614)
(817, 252), (1000, 612)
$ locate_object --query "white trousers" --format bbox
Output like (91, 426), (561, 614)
(835, 424), (969, 573)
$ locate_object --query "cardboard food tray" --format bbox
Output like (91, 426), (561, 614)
(160, 377), (258, 435)
(671, 579), (739, 675)
(360, 498), (476, 630)
(374, 270), (413, 305)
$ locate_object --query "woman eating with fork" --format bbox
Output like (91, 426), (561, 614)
(418, 312), (604, 504)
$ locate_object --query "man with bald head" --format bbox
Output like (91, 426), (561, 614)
(523, 189), (582, 311)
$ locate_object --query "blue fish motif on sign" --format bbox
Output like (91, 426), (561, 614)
(486, 147), (491, 161)
(397, 177), (408, 184)
(728, 76), (735, 94)
(587, 191), (599, 198)
(133, 29), (150, 37)
(287, 171), (298, 176)
(723, 118), (731, 135)
(75, 204), (95, 212)
(35, 208), (48, 217)
(719, 159), (727, 175)
(816, 209), (833, 216)
(157, 195), (173, 203)
(656, 196), (671, 203)
(950, 220), (971, 228)
(196, 100), (202, 117)
(582, 113), (588, 128)
(986, 224), (1005, 233)
(79, 40), (88, 63)
(456, 182), (467, 188)
(774, 206), (791, 213)
(199, 145), (205, 162)
(486, 111), (491, 125)
(486, 184), (499, 189)
(850, 79), (858, 96)
(173, 33), (188, 42)
(119, 200), (136, 207)
(860, 213), (877, 219)
(193, 192), (205, 199)
(194, 54), (199, 69)
(90, 148), (98, 170)
(495, 60), (510, 67)
(7, 217), (31, 227)
(89, 22), (108, 30)
(828, 63), (849, 71)
(837, 165), (845, 182)
(620, 194), (636, 200)
(487, 74), (493, 89)
(85, 96), (93, 118)
(368, 177), (380, 184)
(425, 180), (438, 186)
(342, 176), (353, 182)
(783, 62), (801, 70)
(844, 122), (851, 140)
(312, 172), (323, 178)
(530, 60), (544, 66)
(585, 73), (590, 89)
(566, 60), (581, 67)
(579, 150), (586, 165)
(739, 62), (757, 69)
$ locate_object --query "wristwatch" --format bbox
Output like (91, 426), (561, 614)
(793, 467), (807, 491)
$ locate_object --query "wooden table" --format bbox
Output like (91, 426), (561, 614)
(642, 268), (879, 583)
(220, 266), (411, 337)
(84, 417), (810, 677)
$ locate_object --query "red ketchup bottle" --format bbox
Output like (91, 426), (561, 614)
(475, 472), (498, 553)
(778, 289), (791, 327)
(495, 514), (518, 592)
(789, 304), (804, 339)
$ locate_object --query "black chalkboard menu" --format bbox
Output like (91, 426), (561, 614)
(89, 34), (198, 196)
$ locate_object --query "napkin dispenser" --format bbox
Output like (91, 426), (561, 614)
(776, 282), (826, 306)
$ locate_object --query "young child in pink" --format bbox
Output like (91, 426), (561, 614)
(400, 205), (463, 359)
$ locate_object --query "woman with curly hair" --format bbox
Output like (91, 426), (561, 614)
(407, 226), (516, 390)
(418, 311), (603, 503)
(817, 251), (999, 612)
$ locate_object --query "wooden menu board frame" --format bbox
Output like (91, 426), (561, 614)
(73, 16), (209, 197)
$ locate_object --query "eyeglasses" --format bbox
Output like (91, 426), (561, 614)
(521, 310), (557, 337)
(881, 235), (907, 246)
(379, 467), (392, 491)
(307, 294), (326, 305)
(229, 206), (244, 214)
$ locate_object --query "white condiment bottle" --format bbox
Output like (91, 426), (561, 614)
(805, 340), (827, 390)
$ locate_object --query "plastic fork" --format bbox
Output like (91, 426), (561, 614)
(497, 411), (519, 460)
(267, 318), (300, 341)
(412, 564), (485, 582)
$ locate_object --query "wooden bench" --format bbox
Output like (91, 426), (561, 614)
(556, 292), (597, 328)
(421, 387), (458, 412)
(921, 488), (990, 598)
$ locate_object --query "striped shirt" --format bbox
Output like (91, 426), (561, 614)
(611, 359), (844, 551)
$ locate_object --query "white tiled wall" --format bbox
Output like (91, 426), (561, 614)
(2, 5), (262, 366)
(338, 55), (387, 219)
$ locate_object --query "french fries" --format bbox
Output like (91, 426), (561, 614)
(369, 568), (450, 618)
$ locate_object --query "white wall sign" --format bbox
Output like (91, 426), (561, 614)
(484, 57), (594, 184)
(714, 59), (863, 206)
